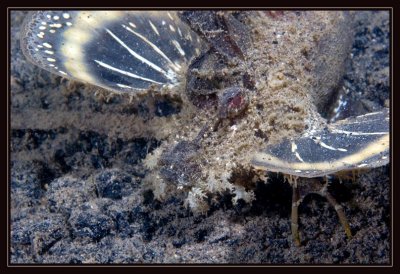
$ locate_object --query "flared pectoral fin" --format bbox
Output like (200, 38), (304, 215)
(252, 108), (389, 178)
(21, 11), (205, 94)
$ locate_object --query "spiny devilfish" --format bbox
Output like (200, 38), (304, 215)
(21, 10), (390, 246)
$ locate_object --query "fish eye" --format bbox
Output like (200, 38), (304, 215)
(218, 87), (250, 119)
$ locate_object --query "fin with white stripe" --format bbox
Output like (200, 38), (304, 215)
(252, 108), (390, 177)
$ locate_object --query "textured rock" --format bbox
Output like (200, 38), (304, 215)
(94, 169), (138, 200)
(69, 201), (115, 242)
(46, 176), (96, 215)
(11, 214), (67, 257)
